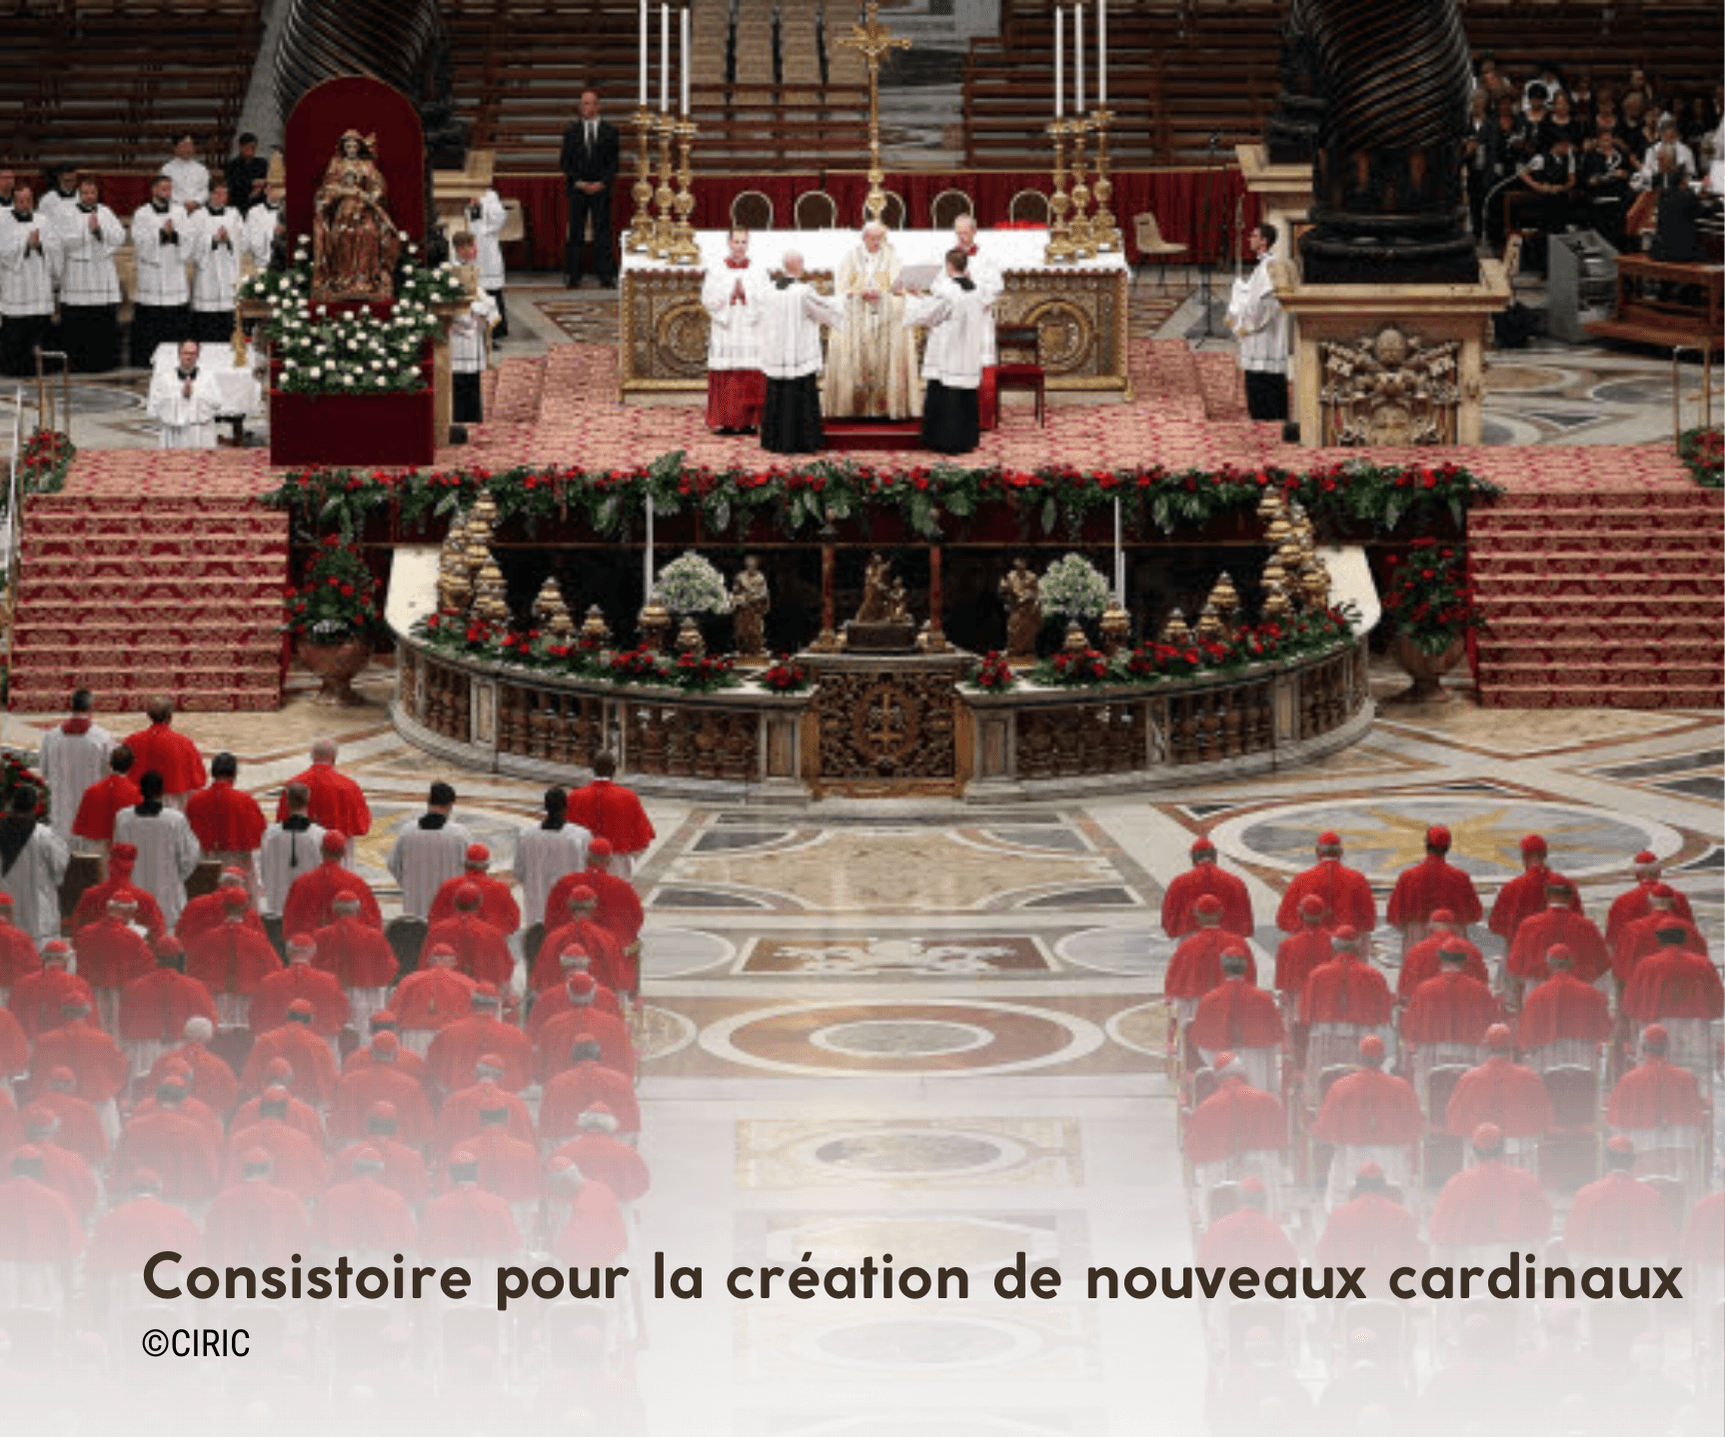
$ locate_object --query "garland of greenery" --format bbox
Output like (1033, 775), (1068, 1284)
(3, 429), (75, 513)
(1678, 427), (1722, 489)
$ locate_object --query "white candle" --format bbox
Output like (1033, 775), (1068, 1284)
(1099, 0), (1107, 108)
(660, 4), (669, 113)
(1075, 3), (1084, 116)
(681, 8), (690, 116)
(639, 0), (648, 107)
(1054, 7), (1063, 119)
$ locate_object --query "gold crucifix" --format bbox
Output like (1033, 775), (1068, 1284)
(837, 1), (912, 224)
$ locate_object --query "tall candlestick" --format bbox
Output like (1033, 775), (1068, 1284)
(1054, 7), (1063, 118)
(660, 4), (669, 113)
(680, 7), (690, 116)
(639, 0), (648, 107)
(1075, 3), (1084, 116)
(1099, 0), (1107, 107)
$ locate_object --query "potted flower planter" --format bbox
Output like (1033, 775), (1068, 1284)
(296, 637), (373, 706)
(1388, 635), (1464, 704)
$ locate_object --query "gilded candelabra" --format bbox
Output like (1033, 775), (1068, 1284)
(1089, 107), (1121, 252)
(1067, 116), (1095, 260)
(667, 119), (700, 265)
(839, 3), (912, 227)
(1044, 119), (1075, 265)
(626, 106), (656, 252)
(651, 113), (677, 258)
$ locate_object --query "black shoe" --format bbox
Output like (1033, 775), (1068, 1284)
(566, 275), (582, 288)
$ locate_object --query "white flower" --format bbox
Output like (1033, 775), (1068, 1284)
(343, 374), (355, 386)
(283, 359), (297, 369)
(1041, 553), (1110, 621)
(407, 242), (418, 254)
(316, 305), (327, 316)
(308, 366), (321, 378)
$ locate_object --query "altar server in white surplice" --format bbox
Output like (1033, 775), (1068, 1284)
(1226, 221), (1290, 423)
(466, 188), (509, 339)
(701, 228), (769, 433)
(53, 178), (125, 374)
(187, 180), (243, 344)
(130, 173), (192, 367)
(147, 340), (223, 449)
(514, 788), (592, 931)
(112, 773), (202, 927)
(38, 690), (114, 850)
(0, 187), (60, 379)
(757, 251), (845, 455)
(386, 782), (474, 922)
(0, 785), (69, 944)
(900, 248), (993, 456)
(246, 181), (287, 270)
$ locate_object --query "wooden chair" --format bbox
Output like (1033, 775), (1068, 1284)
(993, 321), (1046, 427)
(730, 189), (773, 232)
(860, 192), (905, 229)
(930, 188), (974, 230)
(1134, 211), (1188, 291)
(793, 190), (837, 230)
(1008, 188), (1051, 225)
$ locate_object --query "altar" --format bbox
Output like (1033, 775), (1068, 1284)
(619, 228), (1131, 399)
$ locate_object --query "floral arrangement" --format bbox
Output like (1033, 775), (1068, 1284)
(0, 751), (50, 820)
(1039, 552), (1111, 622)
(1042, 646), (1112, 686)
(5, 429), (75, 510)
(1380, 539), (1485, 656)
(604, 645), (740, 692)
(971, 651), (1017, 691)
(1678, 426), (1722, 489)
(652, 551), (731, 616)
(283, 537), (382, 644)
(241, 236), (468, 397)
(760, 656), (812, 693)
(671, 651), (738, 692)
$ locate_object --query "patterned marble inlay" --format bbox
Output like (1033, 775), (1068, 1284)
(736, 1119), (1083, 1190)
(740, 934), (1050, 976)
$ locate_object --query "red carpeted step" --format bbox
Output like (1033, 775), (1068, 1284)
(1477, 683), (1723, 710)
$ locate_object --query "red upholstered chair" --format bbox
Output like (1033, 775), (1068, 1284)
(992, 321), (1045, 427)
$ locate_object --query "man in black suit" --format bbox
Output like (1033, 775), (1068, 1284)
(560, 89), (620, 287)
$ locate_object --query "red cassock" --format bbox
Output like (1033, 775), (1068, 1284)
(31, 1089), (107, 1164)
(71, 773), (144, 844)
(1488, 865), (1579, 941)
(1273, 928), (1332, 998)
(1160, 865), (1255, 940)
(185, 922), (281, 998)
(224, 1118), (327, 1197)
(418, 1184), (523, 1261)
(1682, 1190), (1724, 1268)
(1606, 880), (1696, 948)
(34, 1141), (98, 1219)
(540, 1062), (642, 1143)
(176, 891), (267, 948)
(1518, 971), (1613, 1047)
(112, 1109), (221, 1201)
(72, 866), (165, 938)
(1565, 1171), (1675, 1260)
(313, 1176), (418, 1251)
(185, 781), (267, 854)
(1622, 946), (1725, 1022)
(1396, 933), (1488, 1002)
(1197, 1207), (1299, 1269)
(29, 1020), (130, 1102)
(329, 1140), (430, 1203)
(344, 1042), (432, 1093)
(1189, 982), (1286, 1052)
(239, 1027), (340, 1105)
(426, 1016), (535, 1094)
(1400, 972), (1503, 1047)
(74, 917), (156, 991)
(419, 913), (515, 988)
(439, 1127), (540, 1201)
(0, 921), (42, 988)
(552, 1181), (629, 1266)
(1312, 1068), (1424, 1145)
(1444, 1057), (1555, 1138)
(0, 1175), (83, 1261)
(535, 1007), (637, 1083)
(1506, 908), (1610, 984)
(231, 1091), (323, 1144)
(120, 722), (207, 796)
(0, 1007), (28, 1074)
(278, 764), (372, 838)
(427, 873), (521, 936)
(546, 866), (644, 945)
(0, 1092), (20, 1158)
(118, 969), (217, 1044)
(1164, 929), (1255, 1002)
(202, 1179), (310, 1266)
(329, 1065), (435, 1147)
(434, 1082), (536, 1161)
(533, 916), (627, 994)
(1607, 1058), (1705, 1130)
(1316, 1192), (1427, 1272)
(567, 779), (656, 857)
(1181, 1078), (1288, 1163)
(130, 1092), (220, 1143)
(311, 915), (399, 989)
(87, 1193), (202, 1273)
(248, 965), (351, 1036)
(147, 1042), (239, 1116)
(1428, 1159), (1553, 1246)
(551, 1133), (651, 1203)
(1300, 956), (1394, 1027)
(1276, 860), (1377, 933)
(281, 861), (384, 936)
(1386, 855), (1483, 929)
(392, 967), (478, 1033)
(526, 980), (624, 1038)
(10, 967), (96, 1041)
(1613, 912), (1710, 984)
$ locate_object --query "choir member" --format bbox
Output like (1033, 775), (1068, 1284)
(37, 690), (113, 852)
(146, 338), (223, 449)
(245, 180), (287, 270)
(130, 174), (192, 367)
(0, 187), (59, 378)
(448, 231), (498, 426)
(187, 179), (242, 343)
(161, 133), (210, 211)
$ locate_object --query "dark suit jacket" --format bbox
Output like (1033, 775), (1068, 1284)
(561, 119), (620, 189)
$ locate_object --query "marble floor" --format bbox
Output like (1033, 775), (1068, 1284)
(7, 656), (1720, 1433)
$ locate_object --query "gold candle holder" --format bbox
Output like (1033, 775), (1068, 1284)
(651, 113), (677, 259)
(1068, 116), (1095, 260)
(1044, 119), (1074, 265)
(668, 119), (700, 266)
(1089, 107), (1121, 252)
(626, 106), (656, 253)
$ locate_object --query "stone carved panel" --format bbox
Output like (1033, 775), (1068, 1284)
(1319, 323), (1460, 446)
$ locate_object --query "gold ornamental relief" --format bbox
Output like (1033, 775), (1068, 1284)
(1319, 324), (1461, 446)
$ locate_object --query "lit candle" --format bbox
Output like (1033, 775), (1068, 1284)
(1054, 6), (1063, 119)
(681, 8), (690, 116)
(660, 4), (669, 114)
(1099, 0), (1107, 108)
(639, 0), (648, 107)
(1075, 3), (1084, 117)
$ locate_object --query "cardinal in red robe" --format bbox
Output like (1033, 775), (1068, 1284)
(313, 1148), (418, 1252)
(421, 886), (516, 988)
(1621, 926), (1725, 1024)
(313, 899), (399, 989)
(534, 887), (628, 994)
(434, 1074), (536, 1161)
(119, 943), (218, 1049)
(418, 1156), (523, 1260)
(10, 942), (95, 1041)
(540, 1046), (642, 1143)
(1401, 945), (1504, 1048)
(1488, 834), (1580, 941)
(550, 1105), (650, 1202)
(329, 1105), (431, 1203)
(1681, 1189), (1724, 1269)
(0, 1003), (28, 1076)
(343, 1011), (433, 1092)
(535, 974), (637, 1082)
(1606, 1026), (1705, 1133)
(1196, 1178), (1298, 1268)
(146, 1019), (239, 1115)
(224, 1089), (327, 1197)
(1182, 1062), (1288, 1165)
(19, 1107), (99, 1218)
(186, 893), (281, 1030)
(329, 1036), (435, 1146)
(567, 755), (656, 868)
(28, 1005), (129, 1103)
(1315, 1162), (1427, 1274)
(439, 1117), (541, 1204)
(71, 751), (144, 849)
(281, 831), (384, 935)
(0, 893), (42, 993)
(1565, 1137), (1675, 1260)
(249, 938), (350, 1036)
(1444, 1025), (1555, 1139)
(86, 1169), (202, 1273)
(546, 838), (645, 947)
(1165, 896), (1256, 1009)
(1505, 880), (1609, 986)
(1190, 951), (1284, 1090)
(110, 1078), (222, 1201)
(393, 946), (479, 1045)
(1275, 832), (1377, 933)
(277, 742), (372, 840)
(1311, 1038), (1424, 1147)
(185, 760), (266, 861)
(1385, 825), (1483, 940)
(1517, 945), (1613, 1056)
(1299, 927), (1393, 1029)
(202, 1150), (311, 1265)
(176, 868), (267, 948)
(32, 1070), (108, 1164)
(1605, 853), (1694, 949)
(1273, 894), (1333, 1002)
(427, 845), (521, 935)
(1428, 1124), (1553, 1247)
(1160, 837), (1254, 939)
(1613, 887), (1709, 984)
(77, 899), (157, 1029)
(1395, 908), (1488, 1002)
(548, 1161), (629, 1266)
(426, 988), (535, 1093)
(121, 703), (207, 802)
(239, 1009), (340, 1104)
(70, 844), (166, 938)
(527, 963), (624, 1038)
(231, 1057), (324, 1141)
(0, 1150), (84, 1262)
